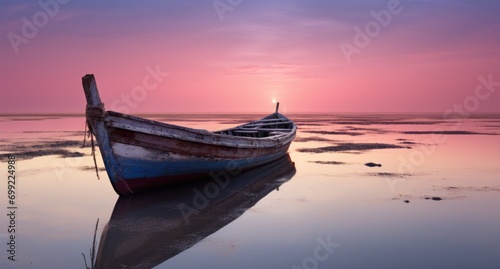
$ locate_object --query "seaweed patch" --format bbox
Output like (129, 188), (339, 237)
(0, 140), (85, 160)
(309, 161), (346, 165)
(402, 130), (497, 135)
(298, 143), (409, 153)
(294, 136), (336, 143)
(302, 130), (363, 136)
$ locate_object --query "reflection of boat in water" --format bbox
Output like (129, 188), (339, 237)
(95, 154), (296, 269)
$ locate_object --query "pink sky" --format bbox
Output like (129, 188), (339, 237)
(1, 0), (500, 114)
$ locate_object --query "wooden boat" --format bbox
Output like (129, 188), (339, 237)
(82, 74), (296, 195)
(94, 154), (296, 268)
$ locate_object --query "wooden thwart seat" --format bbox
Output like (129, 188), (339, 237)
(233, 130), (259, 134)
(242, 121), (292, 128)
(253, 128), (291, 132)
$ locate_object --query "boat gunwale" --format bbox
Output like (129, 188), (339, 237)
(103, 110), (297, 149)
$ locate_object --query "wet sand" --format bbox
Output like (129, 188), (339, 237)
(0, 113), (499, 269)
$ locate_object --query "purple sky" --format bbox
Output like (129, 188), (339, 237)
(1, 0), (500, 113)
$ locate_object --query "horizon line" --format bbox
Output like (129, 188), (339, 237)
(1, 111), (500, 116)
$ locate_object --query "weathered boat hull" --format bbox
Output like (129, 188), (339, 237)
(82, 74), (296, 195)
(108, 126), (291, 195)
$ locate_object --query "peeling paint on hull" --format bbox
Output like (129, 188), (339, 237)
(111, 143), (290, 195)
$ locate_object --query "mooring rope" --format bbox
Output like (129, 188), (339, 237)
(81, 119), (100, 180)
(82, 120), (89, 148)
(83, 104), (106, 180)
(89, 121), (100, 180)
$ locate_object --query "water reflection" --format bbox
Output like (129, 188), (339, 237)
(94, 154), (296, 269)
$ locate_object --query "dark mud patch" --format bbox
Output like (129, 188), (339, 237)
(332, 120), (447, 126)
(294, 136), (336, 143)
(79, 166), (107, 172)
(365, 162), (382, 167)
(296, 123), (327, 126)
(436, 185), (500, 193)
(400, 141), (418, 145)
(344, 126), (388, 133)
(298, 143), (410, 153)
(6, 117), (61, 122)
(396, 138), (422, 145)
(402, 130), (497, 135)
(0, 150), (84, 160)
(309, 161), (345, 165)
(302, 130), (363, 136)
(21, 131), (85, 135)
(390, 194), (466, 203)
(425, 196), (443, 201)
(29, 140), (84, 148)
(0, 139), (87, 160)
(367, 172), (411, 178)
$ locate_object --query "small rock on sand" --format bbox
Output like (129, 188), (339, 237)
(365, 162), (382, 167)
(403, 200), (410, 203)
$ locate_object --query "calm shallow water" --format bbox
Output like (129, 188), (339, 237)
(0, 114), (499, 269)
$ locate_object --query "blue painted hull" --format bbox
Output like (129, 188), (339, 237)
(110, 150), (290, 195)
(117, 151), (288, 179)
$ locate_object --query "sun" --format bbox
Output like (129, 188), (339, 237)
(271, 98), (277, 104)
